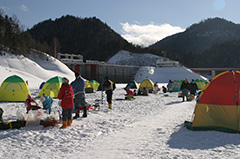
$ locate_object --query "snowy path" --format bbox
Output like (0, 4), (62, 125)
(81, 94), (194, 159)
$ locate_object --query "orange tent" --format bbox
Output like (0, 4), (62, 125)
(185, 71), (240, 133)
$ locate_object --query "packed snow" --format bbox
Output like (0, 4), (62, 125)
(0, 51), (239, 159)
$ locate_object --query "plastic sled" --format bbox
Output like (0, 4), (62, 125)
(40, 119), (61, 127)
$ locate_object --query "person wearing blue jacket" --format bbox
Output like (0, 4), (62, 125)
(70, 72), (87, 119)
(40, 95), (53, 114)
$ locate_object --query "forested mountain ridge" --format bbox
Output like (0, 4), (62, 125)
(149, 18), (240, 67)
(26, 15), (142, 61)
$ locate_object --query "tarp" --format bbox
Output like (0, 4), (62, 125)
(185, 71), (240, 133)
(0, 75), (31, 102)
(38, 76), (62, 98)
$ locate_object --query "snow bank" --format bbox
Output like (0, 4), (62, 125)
(134, 66), (208, 83)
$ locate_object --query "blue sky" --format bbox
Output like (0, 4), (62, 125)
(1, 0), (240, 46)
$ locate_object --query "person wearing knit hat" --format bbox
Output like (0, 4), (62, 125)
(58, 77), (74, 128)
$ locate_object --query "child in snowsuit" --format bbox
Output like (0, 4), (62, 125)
(40, 95), (53, 114)
(58, 77), (74, 129)
(124, 88), (134, 100)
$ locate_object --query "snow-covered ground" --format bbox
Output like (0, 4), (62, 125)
(0, 51), (239, 159)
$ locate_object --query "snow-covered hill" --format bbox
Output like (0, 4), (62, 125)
(107, 50), (170, 66)
(0, 51), (75, 89)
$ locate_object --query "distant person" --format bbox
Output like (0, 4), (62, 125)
(153, 82), (160, 94)
(180, 78), (190, 102)
(189, 79), (198, 96)
(124, 88), (134, 99)
(40, 95), (53, 114)
(71, 72), (87, 118)
(167, 80), (173, 93)
(58, 77), (74, 128)
(0, 107), (4, 123)
(162, 86), (167, 93)
(142, 87), (149, 96)
(103, 76), (116, 109)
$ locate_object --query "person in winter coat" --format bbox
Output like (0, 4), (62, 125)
(70, 72), (87, 119)
(180, 78), (190, 102)
(103, 76), (115, 109)
(167, 80), (173, 93)
(142, 87), (149, 96)
(162, 86), (167, 93)
(58, 77), (74, 129)
(25, 95), (41, 113)
(189, 79), (198, 96)
(153, 82), (160, 94)
(40, 95), (53, 114)
(124, 88), (134, 99)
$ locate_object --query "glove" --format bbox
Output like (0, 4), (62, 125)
(58, 100), (62, 106)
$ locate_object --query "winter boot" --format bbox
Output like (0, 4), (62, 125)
(73, 108), (80, 119)
(60, 121), (68, 129)
(67, 120), (72, 126)
(182, 97), (185, 102)
(82, 107), (87, 118)
(108, 104), (112, 109)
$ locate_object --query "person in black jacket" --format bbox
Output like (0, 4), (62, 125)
(103, 76), (115, 109)
(180, 78), (190, 102)
(189, 79), (198, 96)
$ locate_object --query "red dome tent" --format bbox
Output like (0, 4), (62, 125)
(185, 71), (240, 133)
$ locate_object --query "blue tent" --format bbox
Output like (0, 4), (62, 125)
(39, 82), (46, 89)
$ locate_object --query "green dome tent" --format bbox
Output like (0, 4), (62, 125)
(38, 76), (62, 98)
(125, 80), (139, 89)
(89, 80), (100, 90)
(0, 75), (31, 102)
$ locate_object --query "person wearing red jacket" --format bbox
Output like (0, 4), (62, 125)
(124, 88), (134, 100)
(58, 77), (74, 129)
